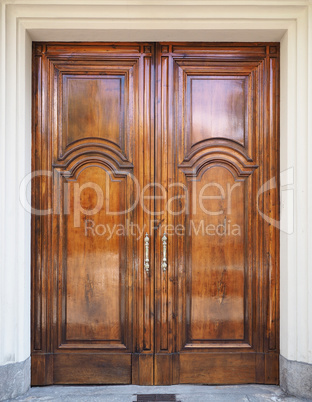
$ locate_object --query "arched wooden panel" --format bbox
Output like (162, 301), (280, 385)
(185, 166), (248, 344)
(55, 165), (130, 347)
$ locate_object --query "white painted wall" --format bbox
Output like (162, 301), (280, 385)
(0, 0), (311, 368)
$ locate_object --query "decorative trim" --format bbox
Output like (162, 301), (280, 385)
(55, 156), (134, 181)
(1, 0), (310, 5)
(178, 149), (258, 180)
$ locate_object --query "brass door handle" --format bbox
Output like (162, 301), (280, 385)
(161, 233), (168, 272)
(144, 233), (150, 273)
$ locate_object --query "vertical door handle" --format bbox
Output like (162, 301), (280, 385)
(144, 233), (150, 273)
(161, 233), (168, 272)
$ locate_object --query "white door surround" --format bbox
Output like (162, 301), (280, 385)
(0, 1), (311, 399)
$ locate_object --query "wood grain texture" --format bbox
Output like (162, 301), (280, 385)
(32, 42), (154, 385)
(155, 42), (279, 384)
(132, 354), (154, 385)
(53, 354), (131, 384)
(32, 42), (279, 385)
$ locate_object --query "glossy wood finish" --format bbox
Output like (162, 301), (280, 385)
(32, 42), (279, 386)
(154, 43), (279, 385)
(31, 43), (155, 385)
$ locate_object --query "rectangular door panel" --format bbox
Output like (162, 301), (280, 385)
(53, 354), (131, 384)
(188, 168), (246, 343)
(57, 167), (129, 347)
(188, 77), (246, 145)
(63, 76), (124, 148)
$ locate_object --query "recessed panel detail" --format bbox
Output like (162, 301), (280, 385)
(64, 166), (125, 343)
(188, 167), (245, 341)
(188, 77), (246, 147)
(63, 76), (124, 150)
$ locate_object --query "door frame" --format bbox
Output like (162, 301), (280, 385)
(1, 0), (310, 389)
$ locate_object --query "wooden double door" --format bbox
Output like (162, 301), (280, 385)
(31, 42), (279, 385)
